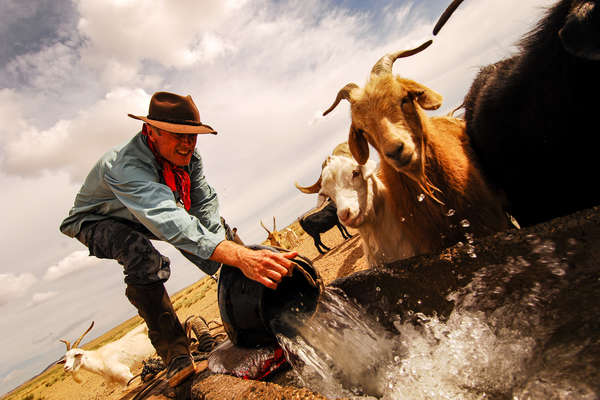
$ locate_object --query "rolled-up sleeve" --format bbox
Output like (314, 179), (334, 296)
(104, 160), (225, 260)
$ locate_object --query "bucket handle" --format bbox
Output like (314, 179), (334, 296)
(267, 245), (324, 292)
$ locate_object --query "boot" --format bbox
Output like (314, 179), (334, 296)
(125, 282), (196, 389)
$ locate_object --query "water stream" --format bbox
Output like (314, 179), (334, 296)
(271, 235), (597, 399)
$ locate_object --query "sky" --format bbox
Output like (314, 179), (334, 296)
(0, 0), (552, 394)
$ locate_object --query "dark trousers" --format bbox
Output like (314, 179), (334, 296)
(77, 219), (190, 366)
(76, 219), (171, 285)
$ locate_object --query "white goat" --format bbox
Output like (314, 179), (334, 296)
(58, 321), (155, 385)
(298, 155), (413, 266)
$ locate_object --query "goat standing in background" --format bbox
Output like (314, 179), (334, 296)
(297, 200), (352, 255)
(322, 42), (509, 256)
(59, 321), (155, 386)
(461, 0), (600, 227)
(260, 217), (286, 248)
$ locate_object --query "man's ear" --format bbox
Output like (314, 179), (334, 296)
(349, 125), (369, 165)
(143, 124), (157, 142)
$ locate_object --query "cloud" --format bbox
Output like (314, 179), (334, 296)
(0, 87), (149, 181)
(27, 291), (59, 308)
(1, 368), (26, 385)
(76, 0), (232, 75)
(43, 250), (99, 281)
(0, 273), (37, 306)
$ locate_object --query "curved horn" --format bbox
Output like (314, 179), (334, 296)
(433, 0), (464, 36)
(295, 175), (322, 194)
(370, 40), (433, 76)
(60, 339), (71, 351)
(260, 220), (271, 234)
(323, 83), (360, 116)
(72, 321), (94, 349)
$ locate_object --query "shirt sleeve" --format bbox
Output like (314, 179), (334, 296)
(104, 159), (225, 260)
(188, 153), (226, 240)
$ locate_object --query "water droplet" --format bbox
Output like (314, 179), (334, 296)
(446, 209), (456, 216)
(460, 219), (471, 228)
(417, 193), (425, 202)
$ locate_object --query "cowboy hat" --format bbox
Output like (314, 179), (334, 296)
(128, 91), (217, 134)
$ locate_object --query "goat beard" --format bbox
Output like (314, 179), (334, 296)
(71, 371), (83, 383)
(402, 135), (445, 205)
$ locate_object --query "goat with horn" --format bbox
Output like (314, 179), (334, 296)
(322, 42), (510, 257)
(58, 321), (155, 385)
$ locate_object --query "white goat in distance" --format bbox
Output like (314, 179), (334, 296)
(58, 321), (155, 386)
(298, 155), (412, 266)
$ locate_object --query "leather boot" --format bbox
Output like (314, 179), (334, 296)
(125, 282), (195, 388)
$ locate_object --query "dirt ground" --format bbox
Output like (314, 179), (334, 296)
(6, 227), (368, 400)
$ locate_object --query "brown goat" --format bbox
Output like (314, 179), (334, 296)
(323, 43), (510, 256)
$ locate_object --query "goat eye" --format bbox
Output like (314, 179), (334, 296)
(352, 169), (360, 178)
(401, 96), (410, 105)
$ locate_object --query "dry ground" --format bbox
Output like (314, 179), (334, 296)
(3, 226), (368, 400)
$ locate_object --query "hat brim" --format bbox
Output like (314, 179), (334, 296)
(128, 114), (217, 135)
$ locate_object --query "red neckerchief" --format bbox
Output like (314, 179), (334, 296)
(142, 124), (192, 210)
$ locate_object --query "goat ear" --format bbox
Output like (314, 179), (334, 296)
(361, 159), (377, 177)
(405, 80), (442, 110)
(349, 125), (369, 165)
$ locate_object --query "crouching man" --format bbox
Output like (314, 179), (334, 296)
(59, 91), (296, 396)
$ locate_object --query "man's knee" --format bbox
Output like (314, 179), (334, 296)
(76, 219), (171, 285)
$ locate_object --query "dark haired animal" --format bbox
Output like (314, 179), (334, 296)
(298, 201), (352, 254)
(463, 0), (600, 226)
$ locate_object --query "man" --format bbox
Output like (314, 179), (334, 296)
(60, 91), (297, 392)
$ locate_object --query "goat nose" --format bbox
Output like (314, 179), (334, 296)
(385, 144), (405, 160)
(339, 209), (351, 222)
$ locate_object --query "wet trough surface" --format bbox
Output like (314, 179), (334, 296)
(327, 205), (600, 399)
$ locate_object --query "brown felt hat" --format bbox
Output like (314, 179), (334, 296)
(128, 91), (217, 134)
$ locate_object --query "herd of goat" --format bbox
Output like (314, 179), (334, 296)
(56, 0), (599, 387)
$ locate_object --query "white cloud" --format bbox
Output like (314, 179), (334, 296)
(77, 0), (230, 72)
(1, 368), (26, 385)
(4, 41), (81, 91)
(44, 250), (99, 281)
(0, 273), (37, 306)
(0, 87), (149, 181)
(27, 291), (59, 308)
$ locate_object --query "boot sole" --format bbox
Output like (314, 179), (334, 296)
(167, 359), (208, 388)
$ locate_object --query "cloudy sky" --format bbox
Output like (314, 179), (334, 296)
(0, 0), (551, 394)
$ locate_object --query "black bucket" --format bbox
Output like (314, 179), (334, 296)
(217, 245), (322, 348)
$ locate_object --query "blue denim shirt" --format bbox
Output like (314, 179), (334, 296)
(60, 132), (225, 273)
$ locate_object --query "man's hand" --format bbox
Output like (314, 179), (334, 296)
(210, 241), (297, 290)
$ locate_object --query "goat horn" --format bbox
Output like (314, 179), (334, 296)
(295, 175), (322, 194)
(72, 321), (94, 349)
(60, 339), (71, 351)
(433, 0), (464, 36)
(370, 40), (433, 76)
(323, 83), (359, 116)
(260, 220), (271, 234)
(273, 216), (277, 232)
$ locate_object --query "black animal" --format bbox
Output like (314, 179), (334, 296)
(462, 0), (600, 227)
(298, 201), (352, 254)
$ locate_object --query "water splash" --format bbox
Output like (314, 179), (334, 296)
(272, 237), (582, 399)
(275, 288), (540, 400)
(275, 288), (398, 398)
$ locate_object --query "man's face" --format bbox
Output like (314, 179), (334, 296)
(147, 126), (198, 166)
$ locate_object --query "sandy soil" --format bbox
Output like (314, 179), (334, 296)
(5, 227), (368, 400)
